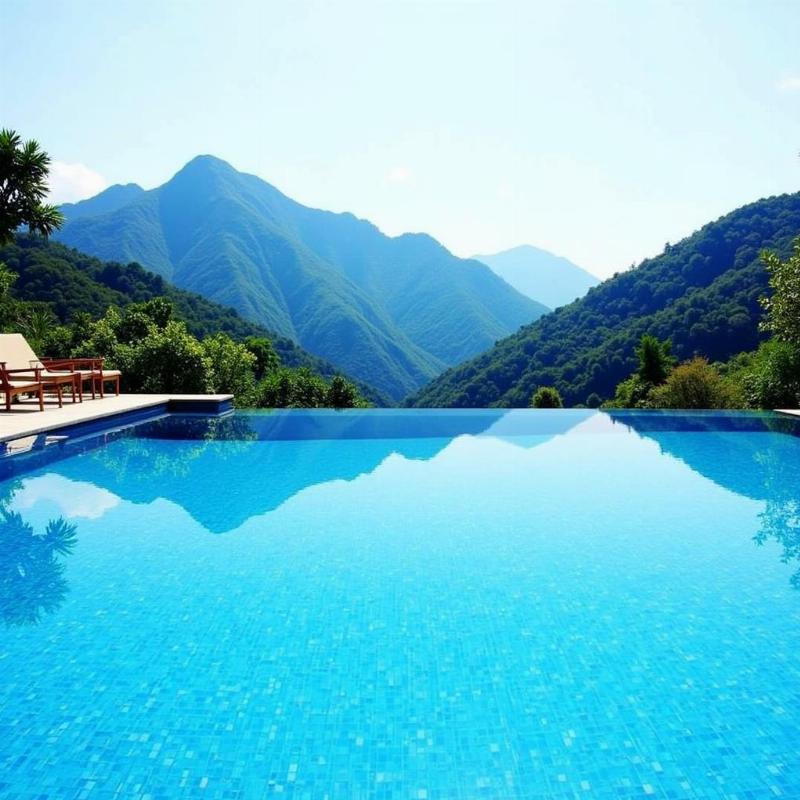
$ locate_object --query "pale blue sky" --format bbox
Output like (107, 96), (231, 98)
(1, 0), (798, 277)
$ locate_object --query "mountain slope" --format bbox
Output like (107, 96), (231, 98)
(56, 156), (545, 398)
(409, 192), (800, 408)
(474, 245), (598, 309)
(1, 235), (388, 405)
(58, 183), (145, 221)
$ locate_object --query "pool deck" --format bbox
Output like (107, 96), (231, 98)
(777, 409), (800, 419)
(0, 393), (233, 442)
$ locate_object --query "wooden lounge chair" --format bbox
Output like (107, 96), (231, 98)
(0, 363), (44, 412)
(42, 358), (121, 398)
(0, 334), (81, 407)
(93, 367), (121, 398)
(39, 357), (100, 399)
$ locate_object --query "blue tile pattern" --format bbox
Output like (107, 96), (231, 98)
(0, 410), (799, 798)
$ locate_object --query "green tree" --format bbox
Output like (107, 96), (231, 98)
(244, 336), (280, 378)
(760, 238), (800, 349)
(202, 333), (257, 402)
(607, 375), (651, 408)
(117, 321), (212, 394)
(607, 334), (677, 408)
(0, 129), (63, 244)
(257, 368), (328, 408)
(737, 340), (800, 409)
(635, 334), (675, 385)
(530, 386), (563, 408)
(326, 375), (362, 408)
(0, 263), (18, 329)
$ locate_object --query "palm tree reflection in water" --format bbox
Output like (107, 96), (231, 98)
(0, 480), (78, 626)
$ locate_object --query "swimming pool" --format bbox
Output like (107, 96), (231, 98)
(1, 409), (799, 798)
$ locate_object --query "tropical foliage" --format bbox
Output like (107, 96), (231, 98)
(0, 129), (64, 243)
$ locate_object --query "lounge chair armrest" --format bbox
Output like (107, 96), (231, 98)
(42, 357), (103, 370)
(3, 366), (42, 379)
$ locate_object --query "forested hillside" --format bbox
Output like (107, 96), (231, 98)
(55, 156), (546, 399)
(409, 192), (800, 408)
(1, 235), (386, 403)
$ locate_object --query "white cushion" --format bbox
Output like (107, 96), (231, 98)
(4, 380), (40, 389)
(0, 334), (40, 370)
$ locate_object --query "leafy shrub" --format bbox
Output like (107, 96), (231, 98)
(761, 239), (800, 348)
(648, 357), (734, 409)
(243, 336), (280, 378)
(530, 386), (563, 408)
(737, 340), (800, 409)
(326, 375), (364, 408)
(41, 325), (73, 358)
(118, 321), (212, 394)
(607, 375), (652, 408)
(202, 333), (257, 403)
(607, 335), (674, 408)
(257, 368), (329, 408)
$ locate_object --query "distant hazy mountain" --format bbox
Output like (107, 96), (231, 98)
(473, 245), (599, 309)
(56, 156), (546, 399)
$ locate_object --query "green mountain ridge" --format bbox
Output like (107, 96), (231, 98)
(0, 235), (388, 405)
(56, 156), (546, 399)
(408, 191), (800, 408)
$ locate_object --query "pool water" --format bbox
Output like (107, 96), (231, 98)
(1, 409), (800, 799)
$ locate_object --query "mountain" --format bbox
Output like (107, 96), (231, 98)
(1, 235), (388, 405)
(408, 192), (800, 408)
(55, 156), (546, 399)
(473, 245), (598, 308)
(58, 183), (145, 221)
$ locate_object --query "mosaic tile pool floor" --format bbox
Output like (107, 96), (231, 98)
(1, 409), (800, 799)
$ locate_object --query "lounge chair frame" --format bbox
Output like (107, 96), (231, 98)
(42, 358), (120, 398)
(0, 362), (45, 411)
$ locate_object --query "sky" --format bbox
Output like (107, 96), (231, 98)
(1, 0), (798, 278)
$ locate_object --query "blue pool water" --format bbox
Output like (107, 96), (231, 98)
(1, 409), (800, 799)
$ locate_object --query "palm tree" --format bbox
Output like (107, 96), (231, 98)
(17, 305), (57, 353)
(0, 128), (64, 244)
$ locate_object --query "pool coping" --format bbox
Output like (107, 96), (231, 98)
(0, 394), (234, 443)
(776, 409), (800, 419)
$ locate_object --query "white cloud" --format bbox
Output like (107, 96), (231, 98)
(386, 165), (411, 183)
(776, 76), (800, 92)
(12, 474), (120, 520)
(47, 160), (108, 203)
